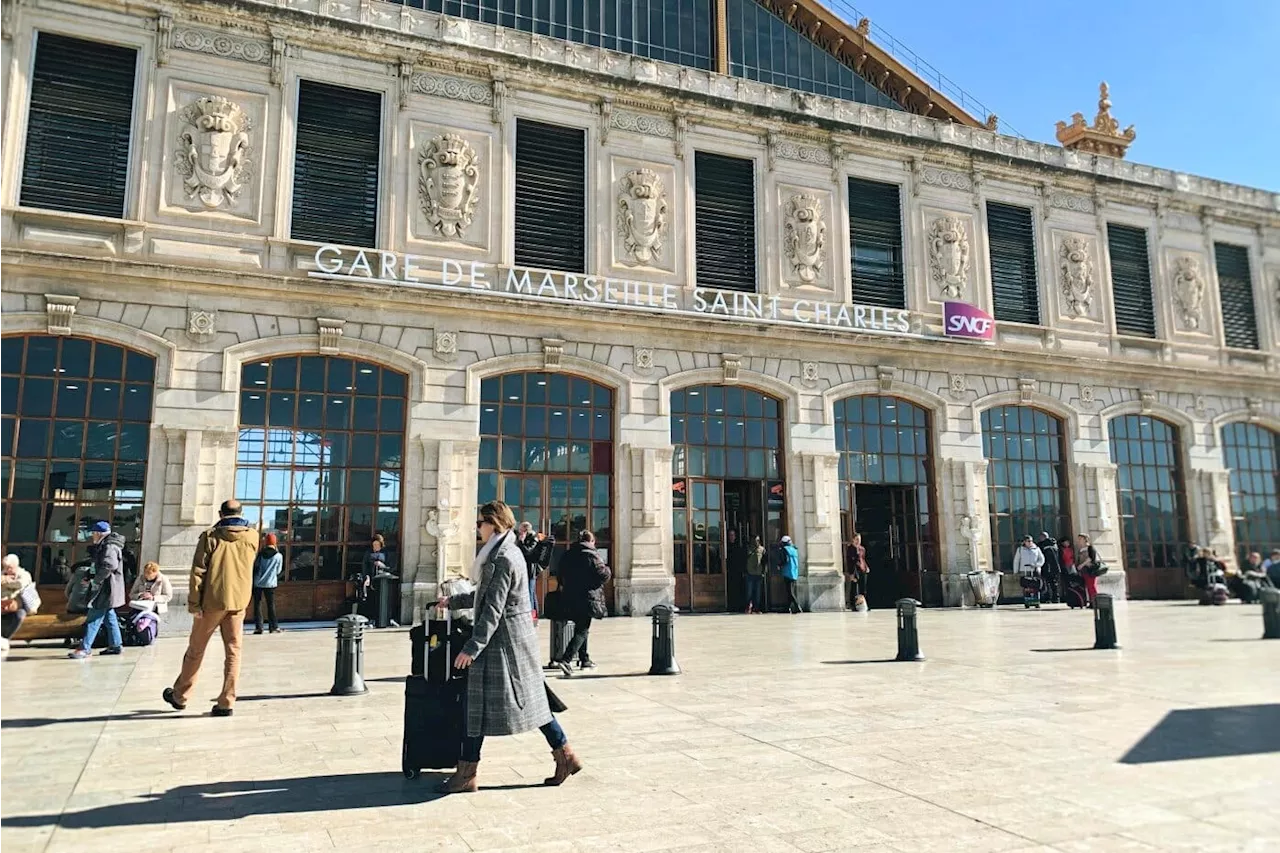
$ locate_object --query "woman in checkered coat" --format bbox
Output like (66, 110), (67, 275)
(437, 500), (582, 794)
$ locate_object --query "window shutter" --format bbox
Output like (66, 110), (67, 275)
(986, 202), (1039, 325)
(20, 33), (136, 218)
(514, 119), (586, 273)
(1215, 243), (1258, 350)
(694, 152), (756, 292)
(848, 177), (904, 309)
(291, 81), (381, 247)
(1107, 223), (1156, 337)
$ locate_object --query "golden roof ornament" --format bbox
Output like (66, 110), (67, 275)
(1055, 82), (1136, 158)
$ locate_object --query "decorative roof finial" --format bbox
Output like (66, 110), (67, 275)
(984, 114), (999, 132)
(1055, 81), (1136, 158)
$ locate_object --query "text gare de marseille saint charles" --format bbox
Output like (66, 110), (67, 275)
(310, 246), (914, 334)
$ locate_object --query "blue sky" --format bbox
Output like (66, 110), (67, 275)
(849, 0), (1279, 191)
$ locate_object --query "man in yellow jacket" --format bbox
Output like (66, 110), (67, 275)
(163, 499), (259, 717)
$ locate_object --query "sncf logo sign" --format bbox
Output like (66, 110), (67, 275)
(943, 301), (995, 340)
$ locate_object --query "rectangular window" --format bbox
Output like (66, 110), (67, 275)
(1215, 243), (1258, 349)
(694, 151), (756, 292)
(514, 119), (586, 273)
(20, 33), (137, 218)
(291, 80), (382, 247)
(1107, 223), (1156, 337)
(986, 202), (1039, 325)
(848, 177), (904, 309)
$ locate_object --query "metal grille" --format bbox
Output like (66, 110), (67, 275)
(848, 178), (904, 309)
(1106, 223), (1156, 338)
(20, 33), (136, 218)
(515, 120), (586, 273)
(1215, 243), (1259, 350)
(694, 152), (757, 292)
(986, 202), (1039, 325)
(1222, 422), (1280, 566)
(291, 81), (382, 247)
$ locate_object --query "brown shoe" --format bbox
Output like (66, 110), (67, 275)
(543, 745), (583, 786)
(437, 760), (478, 794)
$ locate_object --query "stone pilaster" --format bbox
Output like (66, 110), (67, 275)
(800, 451), (842, 611)
(941, 457), (991, 606)
(617, 443), (675, 615)
(1072, 460), (1127, 600)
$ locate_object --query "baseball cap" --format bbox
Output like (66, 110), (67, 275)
(92, 521), (111, 533)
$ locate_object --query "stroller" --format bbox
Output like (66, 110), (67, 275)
(1019, 571), (1042, 609)
(1062, 572), (1089, 609)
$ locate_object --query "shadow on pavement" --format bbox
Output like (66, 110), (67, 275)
(820, 659), (902, 665)
(0, 771), (542, 829)
(233, 691), (337, 702)
(1, 710), (190, 729)
(1120, 704), (1280, 764)
(558, 672), (657, 680)
(1029, 647), (1103, 653)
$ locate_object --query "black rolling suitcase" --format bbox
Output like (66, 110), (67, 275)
(401, 610), (469, 779)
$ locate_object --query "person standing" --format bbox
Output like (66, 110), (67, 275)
(1059, 538), (1076, 575)
(844, 533), (869, 610)
(552, 529), (611, 674)
(68, 521), (126, 660)
(515, 522), (551, 618)
(778, 535), (801, 614)
(1036, 533), (1063, 604)
(436, 500), (581, 793)
(744, 536), (766, 614)
(726, 529), (748, 611)
(162, 499), (258, 717)
(251, 533), (283, 634)
(1263, 548), (1280, 587)
(1075, 534), (1100, 607)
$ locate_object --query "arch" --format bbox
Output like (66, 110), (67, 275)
(970, 390), (1081, 441)
(1100, 399), (1198, 448)
(659, 368), (800, 418)
(1210, 408), (1280, 447)
(821, 380), (950, 428)
(466, 353), (633, 414)
(222, 335), (429, 402)
(2, 313), (176, 389)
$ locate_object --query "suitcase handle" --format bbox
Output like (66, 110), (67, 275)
(424, 603), (453, 682)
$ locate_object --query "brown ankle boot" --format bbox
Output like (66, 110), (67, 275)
(543, 744), (583, 786)
(438, 760), (479, 793)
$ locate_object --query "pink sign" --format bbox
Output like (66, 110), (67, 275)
(943, 301), (995, 340)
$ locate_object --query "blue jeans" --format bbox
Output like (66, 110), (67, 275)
(81, 606), (122, 651)
(744, 575), (764, 610)
(461, 717), (566, 762)
(528, 577), (538, 615)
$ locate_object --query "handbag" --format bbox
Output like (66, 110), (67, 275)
(1091, 560), (1109, 577)
(588, 589), (607, 619)
(66, 569), (99, 614)
(544, 682), (568, 713)
(18, 584), (42, 614)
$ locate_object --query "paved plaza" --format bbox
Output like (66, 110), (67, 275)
(2, 602), (1278, 853)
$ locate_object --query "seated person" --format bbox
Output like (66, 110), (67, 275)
(129, 561), (173, 613)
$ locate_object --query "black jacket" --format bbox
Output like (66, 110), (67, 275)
(1037, 539), (1062, 577)
(516, 534), (553, 580)
(556, 542), (611, 620)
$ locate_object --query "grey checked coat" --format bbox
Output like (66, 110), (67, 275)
(449, 532), (553, 737)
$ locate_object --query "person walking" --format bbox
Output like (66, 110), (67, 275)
(1036, 533), (1063, 604)
(844, 533), (869, 610)
(744, 536), (766, 614)
(251, 533), (283, 634)
(436, 500), (581, 794)
(68, 521), (126, 660)
(552, 529), (611, 675)
(162, 499), (258, 716)
(1075, 534), (1101, 607)
(129, 561), (173, 613)
(778, 535), (801, 614)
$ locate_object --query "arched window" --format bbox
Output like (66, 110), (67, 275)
(1, 335), (155, 585)
(477, 372), (614, 611)
(235, 356), (407, 618)
(835, 396), (937, 606)
(1221, 423), (1279, 564)
(1108, 414), (1190, 598)
(981, 406), (1072, 571)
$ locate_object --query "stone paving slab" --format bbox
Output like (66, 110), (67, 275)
(2, 602), (1278, 853)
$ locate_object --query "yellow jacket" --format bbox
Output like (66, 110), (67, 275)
(189, 521), (259, 613)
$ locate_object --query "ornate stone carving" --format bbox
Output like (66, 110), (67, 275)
(1017, 378), (1036, 403)
(187, 309), (216, 341)
(610, 109), (674, 139)
(1193, 395), (1207, 416)
(434, 331), (457, 360)
(633, 346), (654, 374)
(920, 167), (973, 191)
(783, 193), (826, 284)
(772, 138), (832, 167)
(317, 318), (345, 354)
(174, 96), (252, 209)
(542, 338), (564, 371)
(801, 361), (820, 388)
(1080, 384), (1095, 406)
(1058, 236), (1094, 317)
(616, 169), (668, 266)
(418, 134), (480, 239)
(722, 353), (741, 384)
(45, 294), (79, 336)
(411, 72), (492, 105)
(156, 15), (172, 65)
(948, 373), (966, 398)
(1055, 82), (1136, 159)
(1247, 397), (1263, 421)
(876, 366), (894, 392)
(1048, 191), (1094, 213)
(1171, 254), (1206, 330)
(1139, 389), (1156, 414)
(171, 27), (271, 64)
(928, 216), (970, 299)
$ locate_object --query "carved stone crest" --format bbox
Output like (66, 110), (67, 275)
(175, 96), (251, 209)
(783, 193), (826, 284)
(948, 373), (966, 398)
(928, 216), (970, 299)
(633, 346), (654, 374)
(419, 134), (480, 239)
(801, 361), (820, 388)
(434, 331), (458, 361)
(1058, 236), (1094, 317)
(188, 309), (216, 341)
(1171, 255), (1206, 330)
(616, 169), (668, 265)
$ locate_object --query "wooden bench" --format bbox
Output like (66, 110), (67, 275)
(10, 587), (86, 645)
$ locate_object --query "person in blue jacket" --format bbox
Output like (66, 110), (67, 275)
(777, 535), (802, 614)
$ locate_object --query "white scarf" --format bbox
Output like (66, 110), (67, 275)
(470, 530), (506, 581)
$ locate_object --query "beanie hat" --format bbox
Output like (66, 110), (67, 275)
(92, 520), (111, 533)
(263, 532), (278, 548)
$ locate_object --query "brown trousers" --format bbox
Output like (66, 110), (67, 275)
(172, 609), (244, 709)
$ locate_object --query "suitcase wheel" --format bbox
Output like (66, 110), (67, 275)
(403, 766), (419, 780)
(402, 741), (419, 780)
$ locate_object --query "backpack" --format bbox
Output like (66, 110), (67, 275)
(125, 610), (159, 646)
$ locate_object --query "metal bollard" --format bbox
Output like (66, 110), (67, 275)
(1260, 587), (1280, 640)
(546, 619), (575, 668)
(373, 571), (398, 629)
(331, 613), (369, 695)
(895, 598), (924, 662)
(1092, 593), (1120, 649)
(649, 604), (681, 675)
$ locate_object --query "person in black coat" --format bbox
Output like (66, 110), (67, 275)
(1036, 532), (1063, 604)
(552, 530), (611, 676)
(515, 522), (552, 617)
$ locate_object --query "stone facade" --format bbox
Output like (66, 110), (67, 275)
(2, 0), (1278, 620)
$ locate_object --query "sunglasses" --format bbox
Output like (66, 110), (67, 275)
(476, 519), (490, 529)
